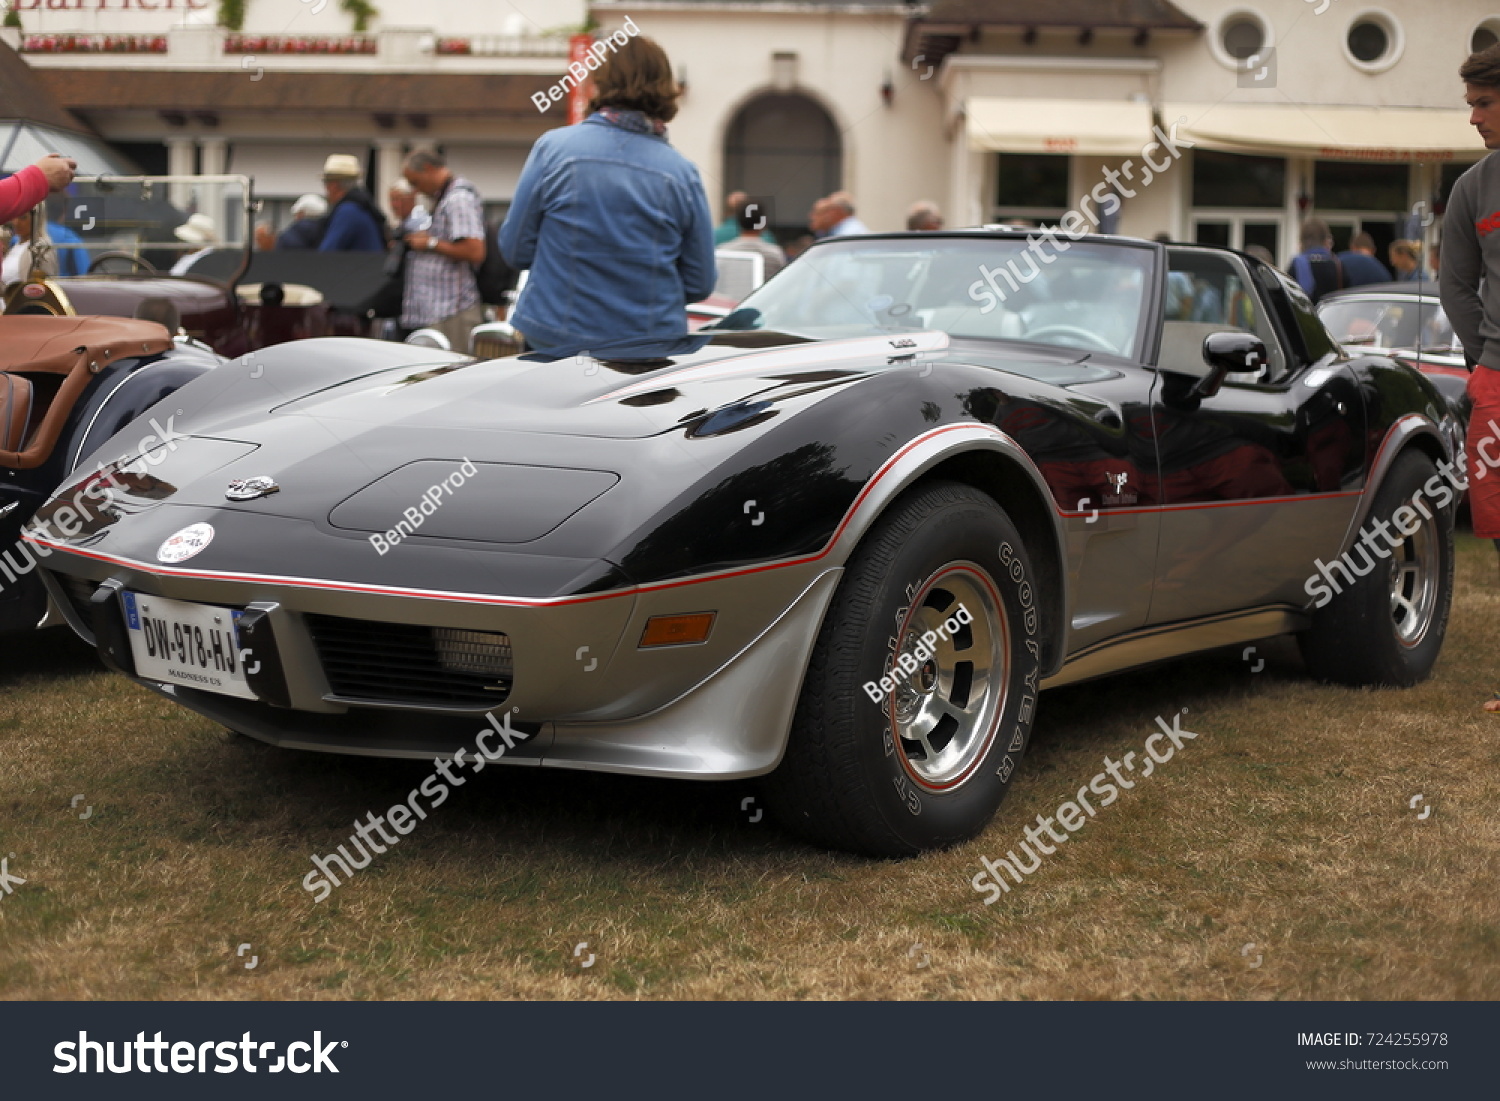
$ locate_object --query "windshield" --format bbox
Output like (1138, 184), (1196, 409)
(1318, 295), (1457, 353)
(25, 175), (251, 282)
(709, 236), (1155, 359)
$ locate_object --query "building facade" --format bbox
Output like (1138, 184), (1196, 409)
(4, 0), (1494, 262)
(4, 0), (586, 226)
(600, 0), (1493, 264)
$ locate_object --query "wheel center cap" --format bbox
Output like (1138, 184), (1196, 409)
(919, 660), (937, 692)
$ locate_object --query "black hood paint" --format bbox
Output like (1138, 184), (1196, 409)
(30, 333), (1110, 597)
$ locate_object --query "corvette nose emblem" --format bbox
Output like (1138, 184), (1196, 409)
(1109, 472), (1129, 493)
(226, 476), (280, 502)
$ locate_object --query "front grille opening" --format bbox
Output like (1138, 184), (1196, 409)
(306, 614), (513, 708)
(432, 627), (514, 679)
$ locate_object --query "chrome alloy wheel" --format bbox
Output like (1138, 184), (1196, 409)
(888, 564), (1009, 789)
(1389, 505), (1440, 648)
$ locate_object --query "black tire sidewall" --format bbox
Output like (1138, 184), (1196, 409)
(841, 488), (1042, 850)
(1304, 449), (1454, 685)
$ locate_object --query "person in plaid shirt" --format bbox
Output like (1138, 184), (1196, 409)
(401, 149), (486, 351)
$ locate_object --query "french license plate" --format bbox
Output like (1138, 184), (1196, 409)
(121, 591), (256, 700)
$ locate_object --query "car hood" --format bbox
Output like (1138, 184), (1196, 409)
(188, 330), (1097, 445)
(264, 331), (946, 441)
(42, 331), (1103, 541)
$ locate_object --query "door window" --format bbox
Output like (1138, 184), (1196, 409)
(1162, 247), (1288, 382)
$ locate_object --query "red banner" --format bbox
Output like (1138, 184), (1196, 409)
(568, 34), (595, 125)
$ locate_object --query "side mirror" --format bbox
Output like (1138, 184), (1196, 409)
(1194, 331), (1267, 399)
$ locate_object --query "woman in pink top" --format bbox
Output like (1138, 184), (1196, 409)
(0, 155), (76, 224)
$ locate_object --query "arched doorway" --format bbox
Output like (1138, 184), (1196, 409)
(723, 93), (841, 240)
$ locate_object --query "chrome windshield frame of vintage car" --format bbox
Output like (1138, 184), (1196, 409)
(31, 173), (257, 290)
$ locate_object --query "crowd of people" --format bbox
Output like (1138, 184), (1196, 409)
(1288, 219), (1433, 302)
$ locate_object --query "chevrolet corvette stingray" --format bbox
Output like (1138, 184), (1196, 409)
(27, 230), (1459, 856)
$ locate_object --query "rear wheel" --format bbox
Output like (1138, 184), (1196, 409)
(1299, 449), (1454, 686)
(764, 481), (1044, 856)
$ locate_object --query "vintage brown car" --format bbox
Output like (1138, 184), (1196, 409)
(4, 175), (382, 354)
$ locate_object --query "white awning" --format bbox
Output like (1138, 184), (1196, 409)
(1166, 103), (1481, 161)
(967, 97), (1155, 157)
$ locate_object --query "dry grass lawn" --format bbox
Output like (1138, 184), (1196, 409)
(1, 535), (1497, 1001)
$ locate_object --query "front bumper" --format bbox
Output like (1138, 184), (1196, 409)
(40, 554), (840, 780)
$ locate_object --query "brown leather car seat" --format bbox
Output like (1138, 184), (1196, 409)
(0, 372), (35, 453)
(0, 315), (173, 470)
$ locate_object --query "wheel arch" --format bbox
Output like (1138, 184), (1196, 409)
(827, 425), (1069, 675)
(913, 451), (1066, 674)
(1339, 413), (1453, 560)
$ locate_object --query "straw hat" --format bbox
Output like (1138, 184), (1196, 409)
(322, 154), (364, 181)
(173, 213), (219, 246)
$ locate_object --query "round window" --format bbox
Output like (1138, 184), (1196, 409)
(1348, 20), (1390, 63)
(1222, 17), (1266, 60)
(1474, 24), (1500, 54)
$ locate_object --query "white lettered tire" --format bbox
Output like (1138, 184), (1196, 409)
(764, 481), (1043, 856)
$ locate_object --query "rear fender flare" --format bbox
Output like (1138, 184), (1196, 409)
(1339, 412), (1452, 559)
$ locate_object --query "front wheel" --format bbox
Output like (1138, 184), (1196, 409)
(764, 481), (1045, 856)
(1299, 449), (1454, 686)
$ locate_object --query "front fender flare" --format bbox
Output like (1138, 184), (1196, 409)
(823, 422), (1069, 676)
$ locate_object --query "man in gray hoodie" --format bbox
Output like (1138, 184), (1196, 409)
(1440, 44), (1500, 598)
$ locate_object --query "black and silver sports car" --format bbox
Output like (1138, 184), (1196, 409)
(27, 231), (1461, 855)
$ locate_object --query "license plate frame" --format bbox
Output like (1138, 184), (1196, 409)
(121, 591), (257, 700)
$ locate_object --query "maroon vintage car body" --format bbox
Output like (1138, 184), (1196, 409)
(53, 274), (347, 357)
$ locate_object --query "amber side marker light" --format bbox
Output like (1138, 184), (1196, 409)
(639, 612), (716, 648)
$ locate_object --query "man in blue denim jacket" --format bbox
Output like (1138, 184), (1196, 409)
(500, 35), (716, 357)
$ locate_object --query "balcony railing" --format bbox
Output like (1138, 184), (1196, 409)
(7, 26), (571, 63)
(224, 34), (378, 55)
(21, 33), (167, 54)
(435, 35), (570, 57)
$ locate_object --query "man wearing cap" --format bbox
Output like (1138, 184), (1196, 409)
(278, 193), (329, 250)
(318, 154), (386, 252)
(170, 213), (219, 276)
